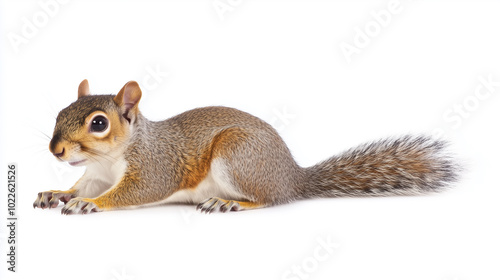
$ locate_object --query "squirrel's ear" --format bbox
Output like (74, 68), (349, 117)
(78, 79), (90, 99)
(114, 81), (142, 123)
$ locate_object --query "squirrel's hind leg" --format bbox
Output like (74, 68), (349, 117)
(196, 197), (264, 214)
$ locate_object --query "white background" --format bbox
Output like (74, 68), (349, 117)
(1, 1), (499, 280)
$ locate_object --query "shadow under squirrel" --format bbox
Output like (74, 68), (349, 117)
(33, 80), (459, 215)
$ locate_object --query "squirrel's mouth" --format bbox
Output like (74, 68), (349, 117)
(68, 159), (87, 166)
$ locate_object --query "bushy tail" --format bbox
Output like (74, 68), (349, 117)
(301, 135), (460, 198)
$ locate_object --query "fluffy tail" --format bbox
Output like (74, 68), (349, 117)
(301, 135), (459, 198)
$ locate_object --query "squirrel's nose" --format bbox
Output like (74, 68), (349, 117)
(53, 147), (65, 158)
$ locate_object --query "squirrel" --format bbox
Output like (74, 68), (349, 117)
(33, 80), (459, 215)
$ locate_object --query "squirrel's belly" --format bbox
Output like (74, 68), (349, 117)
(161, 158), (248, 205)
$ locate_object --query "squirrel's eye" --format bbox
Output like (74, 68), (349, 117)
(90, 116), (108, 132)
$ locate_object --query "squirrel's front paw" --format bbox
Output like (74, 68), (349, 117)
(33, 191), (75, 209)
(61, 198), (101, 215)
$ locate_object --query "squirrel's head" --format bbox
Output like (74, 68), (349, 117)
(49, 80), (142, 166)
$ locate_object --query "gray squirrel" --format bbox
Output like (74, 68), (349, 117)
(33, 80), (459, 214)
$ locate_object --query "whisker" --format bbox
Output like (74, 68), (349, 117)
(41, 131), (52, 140)
(77, 138), (129, 145)
(83, 152), (107, 170)
(82, 147), (119, 164)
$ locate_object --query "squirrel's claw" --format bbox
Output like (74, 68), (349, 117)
(61, 197), (101, 215)
(33, 191), (75, 210)
(33, 192), (52, 209)
(197, 197), (241, 214)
